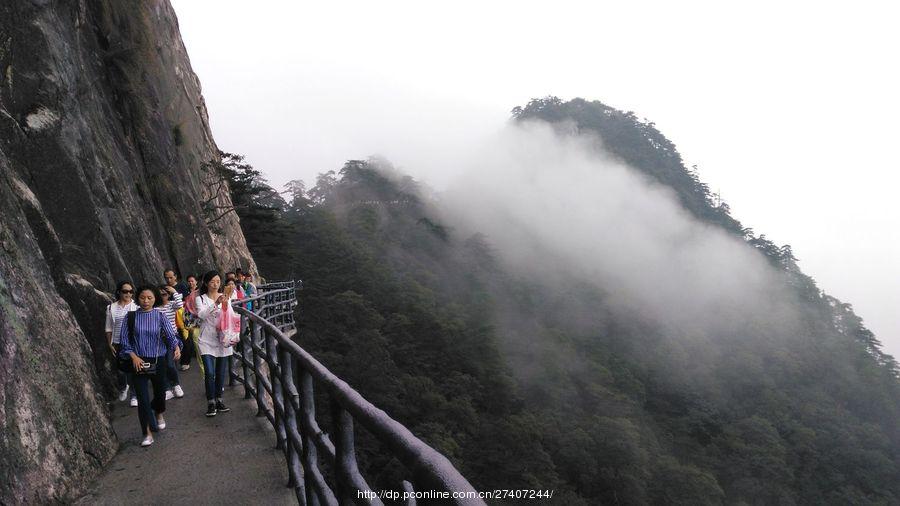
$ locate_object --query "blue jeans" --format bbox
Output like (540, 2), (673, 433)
(132, 356), (167, 434)
(201, 355), (228, 401)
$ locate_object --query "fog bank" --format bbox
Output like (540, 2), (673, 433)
(441, 122), (795, 336)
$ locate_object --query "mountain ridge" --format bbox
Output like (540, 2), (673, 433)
(227, 97), (900, 504)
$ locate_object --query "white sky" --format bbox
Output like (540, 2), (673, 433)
(171, 0), (899, 355)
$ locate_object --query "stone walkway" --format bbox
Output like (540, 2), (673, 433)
(76, 364), (294, 505)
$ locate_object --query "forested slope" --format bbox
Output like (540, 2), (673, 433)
(228, 98), (900, 505)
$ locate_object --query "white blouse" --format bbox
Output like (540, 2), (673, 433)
(105, 301), (138, 345)
(195, 293), (236, 358)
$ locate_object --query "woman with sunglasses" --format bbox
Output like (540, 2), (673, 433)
(119, 285), (182, 447)
(105, 281), (138, 404)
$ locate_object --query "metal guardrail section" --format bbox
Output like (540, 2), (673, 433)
(228, 281), (485, 506)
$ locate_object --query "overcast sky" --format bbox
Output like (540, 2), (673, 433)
(171, 0), (899, 355)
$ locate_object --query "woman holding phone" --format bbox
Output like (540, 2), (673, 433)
(157, 285), (184, 399)
(195, 270), (235, 417)
(119, 285), (182, 447)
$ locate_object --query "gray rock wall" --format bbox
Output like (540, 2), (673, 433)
(0, 1), (256, 501)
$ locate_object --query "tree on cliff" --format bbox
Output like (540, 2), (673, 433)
(206, 151), (290, 275)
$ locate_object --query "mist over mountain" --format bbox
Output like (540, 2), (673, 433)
(226, 97), (900, 504)
(441, 120), (793, 336)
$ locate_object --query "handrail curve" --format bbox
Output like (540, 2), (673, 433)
(227, 281), (485, 506)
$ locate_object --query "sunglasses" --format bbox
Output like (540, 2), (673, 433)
(121, 289), (133, 294)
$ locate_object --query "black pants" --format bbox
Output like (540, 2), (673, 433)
(179, 328), (198, 365)
(132, 356), (167, 434)
(114, 343), (135, 399)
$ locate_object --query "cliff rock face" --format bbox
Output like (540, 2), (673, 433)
(0, 1), (256, 502)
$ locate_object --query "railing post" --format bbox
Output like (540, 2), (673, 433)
(279, 295), (284, 330)
(280, 347), (307, 502)
(251, 320), (266, 418)
(401, 481), (416, 506)
(228, 326), (236, 387)
(299, 370), (334, 506)
(266, 292), (274, 321)
(331, 399), (364, 505)
(265, 327), (287, 451)
(240, 313), (252, 399)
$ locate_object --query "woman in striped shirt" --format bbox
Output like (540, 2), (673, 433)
(120, 285), (182, 447)
(158, 285), (184, 399)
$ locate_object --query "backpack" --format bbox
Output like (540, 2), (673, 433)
(175, 307), (186, 330)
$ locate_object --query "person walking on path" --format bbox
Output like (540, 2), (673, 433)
(157, 285), (184, 399)
(195, 270), (235, 417)
(119, 285), (182, 447)
(180, 274), (201, 371)
(105, 281), (138, 404)
(241, 272), (257, 311)
(230, 276), (246, 300)
(164, 268), (191, 299)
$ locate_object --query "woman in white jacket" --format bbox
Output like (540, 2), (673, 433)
(105, 281), (138, 404)
(195, 270), (236, 417)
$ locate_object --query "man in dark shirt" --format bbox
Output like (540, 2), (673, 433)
(164, 268), (190, 299)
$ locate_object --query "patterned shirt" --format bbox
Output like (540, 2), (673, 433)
(105, 301), (137, 345)
(158, 291), (183, 330)
(243, 282), (256, 311)
(119, 308), (181, 358)
(183, 290), (200, 327)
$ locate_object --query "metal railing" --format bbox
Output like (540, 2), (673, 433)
(228, 281), (485, 505)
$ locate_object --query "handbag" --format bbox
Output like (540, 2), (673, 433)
(217, 296), (241, 347)
(125, 311), (160, 375)
(116, 354), (133, 373)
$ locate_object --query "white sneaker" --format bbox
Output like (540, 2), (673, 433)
(179, 364), (190, 371)
(118, 385), (130, 402)
(173, 385), (184, 398)
(140, 435), (154, 447)
(156, 414), (166, 430)
(130, 397), (138, 407)
(165, 390), (174, 400)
